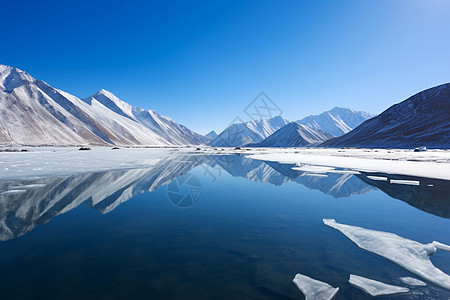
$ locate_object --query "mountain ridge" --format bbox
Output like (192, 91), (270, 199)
(0, 64), (208, 146)
(297, 107), (374, 137)
(321, 83), (450, 148)
(253, 122), (333, 147)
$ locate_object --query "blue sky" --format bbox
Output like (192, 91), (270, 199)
(2, 0), (449, 134)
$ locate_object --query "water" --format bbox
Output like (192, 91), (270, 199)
(0, 154), (449, 299)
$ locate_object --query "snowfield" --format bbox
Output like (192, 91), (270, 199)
(246, 148), (450, 180)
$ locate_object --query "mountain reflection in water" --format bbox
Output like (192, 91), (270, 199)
(0, 153), (448, 242)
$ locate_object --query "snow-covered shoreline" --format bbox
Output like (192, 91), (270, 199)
(0, 146), (449, 181)
(245, 148), (450, 180)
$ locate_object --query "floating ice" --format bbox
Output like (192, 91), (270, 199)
(293, 273), (339, 300)
(349, 274), (409, 296)
(326, 169), (360, 175)
(367, 176), (388, 181)
(390, 179), (420, 186)
(303, 173), (328, 177)
(399, 277), (426, 286)
(292, 165), (335, 173)
(323, 219), (450, 290)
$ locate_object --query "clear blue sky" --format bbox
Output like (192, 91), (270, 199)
(2, 0), (449, 134)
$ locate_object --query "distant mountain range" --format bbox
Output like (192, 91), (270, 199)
(205, 130), (218, 139)
(0, 65), (208, 146)
(321, 83), (450, 149)
(210, 107), (373, 147)
(2, 64), (447, 149)
(209, 116), (289, 147)
(252, 122), (333, 147)
(297, 107), (375, 137)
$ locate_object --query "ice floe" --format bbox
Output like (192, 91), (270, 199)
(292, 165), (335, 173)
(399, 277), (426, 286)
(326, 169), (360, 175)
(390, 179), (420, 186)
(366, 175), (388, 181)
(348, 274), (409, 296)
(293, 273), (339, 300)
(323, 219), (450, 290)
(303, 173), (328, 177)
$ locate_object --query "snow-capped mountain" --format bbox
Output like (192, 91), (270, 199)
(0, 65), (208, 146)
(321, 83), (450, 149)
(85, 89), (210, 145)
(253, 122), (333, 147)
(297, 107), (374, 137)
(205, 130), (218, 139)
(209, 116), (289, 147)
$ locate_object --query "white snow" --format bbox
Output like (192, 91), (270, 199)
(0, 147), (180, 180)
(297, 107), (374, 137)
(323, 219), (450, 290)
(246, 148), (450, 180)
(255, 122), (332, 147)
(399, 277), (426, 286)
(0, 64), (207, 147)
(348, 274), (409, 296)
(209, 116), (289, 147)
(292, 273), (339, 300)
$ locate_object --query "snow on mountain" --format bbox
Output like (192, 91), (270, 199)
(209, 116), (289, 147)
(254, 122), (333, 147)
(205, 130), (218, 139)
(297, 107), (374, 137)
(132, 107), (210, 145)
(0, 64), (207, 146)
(85, 89), (210, 145)
(321, 83), (450, 149)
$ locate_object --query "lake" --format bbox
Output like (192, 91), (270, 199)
(0, 153), (449, 299)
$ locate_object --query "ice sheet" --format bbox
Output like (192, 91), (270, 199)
(349, 274), (409, 296)
(323, 219), (450, 290)
(399, 277), (426, 286)
(0, 147), (180, 180)
(293, 273), (339, 300)
(247, 148), (450, 180)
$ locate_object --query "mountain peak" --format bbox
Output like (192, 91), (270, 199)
(255, 121), (332, 147)
(84, 89), (136, 119)
(0, 64), (35, 91)
(205, 130), (218, 139)
(95, 88), (113, 96)
(297, 107), (374, 137)
(329, 106), (352, 113)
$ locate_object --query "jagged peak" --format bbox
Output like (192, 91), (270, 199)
(0, 64), (35, 91)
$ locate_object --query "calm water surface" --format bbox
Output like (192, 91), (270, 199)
(0, 154), (449, 299)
